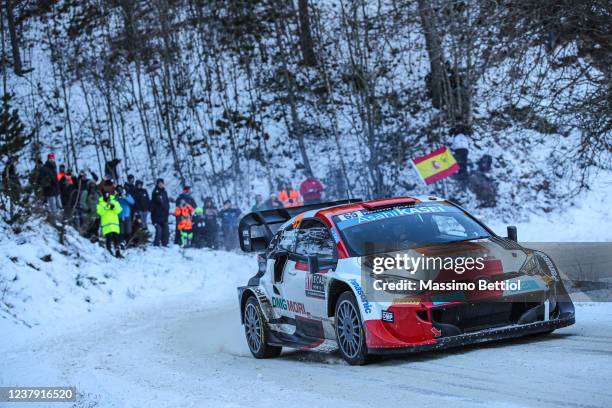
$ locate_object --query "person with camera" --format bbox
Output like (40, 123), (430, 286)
(97, 191), (123, 258)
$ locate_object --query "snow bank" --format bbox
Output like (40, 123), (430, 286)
(0, 219), (255, 336)
(485, 171), (612, 242)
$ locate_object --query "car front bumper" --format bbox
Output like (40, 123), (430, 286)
(368, 314), (575, 355)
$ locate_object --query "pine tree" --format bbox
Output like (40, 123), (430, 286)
(1, 92), (30, 221)
(0, 92), (28, 159)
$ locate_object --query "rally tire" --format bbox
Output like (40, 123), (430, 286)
(335, 291), (371, 365)
(244, 296), (282, 359)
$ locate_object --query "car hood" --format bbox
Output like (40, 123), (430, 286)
(357, 237), (557, 303)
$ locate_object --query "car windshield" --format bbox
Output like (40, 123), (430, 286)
(332, 202), (491, 256)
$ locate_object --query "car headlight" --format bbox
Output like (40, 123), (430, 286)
(520, 252), (559, 282)
(519, 251), (559, 313)
(520, 253), (541, 276)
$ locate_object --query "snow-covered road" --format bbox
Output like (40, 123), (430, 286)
(3, 294), (611, 408)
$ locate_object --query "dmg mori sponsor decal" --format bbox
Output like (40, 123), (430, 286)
(305, 274), (326, 299)
(271, 296), (307, 315)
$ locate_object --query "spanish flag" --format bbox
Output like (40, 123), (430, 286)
(411, 146), (460, 185)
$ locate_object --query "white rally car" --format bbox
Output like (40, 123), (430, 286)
(237, 197), (575, 365)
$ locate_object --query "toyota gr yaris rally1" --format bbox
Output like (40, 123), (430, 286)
(236, 197), (575, 365)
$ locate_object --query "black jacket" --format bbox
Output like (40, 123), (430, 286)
(38, 161), (59, 197)
(59, 176), (75, 207)
(151, 187), (170, 224)
(125, 182), (137, 198)
(133, 187), (151, 212)
(203, 207), (219, 232)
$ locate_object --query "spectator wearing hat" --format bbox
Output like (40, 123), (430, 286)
(99, 177), (116, 196)
(174, 185), (197, 244)
(125, 174), (137, 198)
(151, 178), (170, 246)
(300, 175), (324, 205)
(133, 180), (151, 230)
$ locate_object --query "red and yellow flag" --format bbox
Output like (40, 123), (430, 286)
(411, 146), (460, 185)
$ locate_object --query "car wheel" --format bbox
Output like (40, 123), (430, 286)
(244, 296), (282, 359)
(335, 291), (370, 365)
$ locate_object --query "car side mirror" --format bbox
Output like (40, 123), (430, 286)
(308, 255), (320, 274)
(507, 226), (517, 242)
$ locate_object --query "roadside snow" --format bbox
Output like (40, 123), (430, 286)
(0, 220), (254, 339)
(487, 172), (612, 242)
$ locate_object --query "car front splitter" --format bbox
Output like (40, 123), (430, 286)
(368, 315), (575, 355)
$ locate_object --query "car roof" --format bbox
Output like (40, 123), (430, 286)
(316, 196), (446, 219)
(275, 196), (447, 231)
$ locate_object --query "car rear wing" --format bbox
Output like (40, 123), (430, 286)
(238, 199), (362, 252)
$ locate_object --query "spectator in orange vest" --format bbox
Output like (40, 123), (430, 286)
(57, 164), (66, 181)
(175, 199), (195, 247)
(278, 182), (302, 207)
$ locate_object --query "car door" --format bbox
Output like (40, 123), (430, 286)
(264, 226), (305, 321)
(283, 220), (337, 322)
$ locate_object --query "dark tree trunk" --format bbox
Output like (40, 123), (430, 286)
(5, 0), (22, 75)
(417, 0), (444, 110)
(297, 0), (317, 67)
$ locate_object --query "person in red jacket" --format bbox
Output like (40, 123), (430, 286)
(300, 175), (324, 205)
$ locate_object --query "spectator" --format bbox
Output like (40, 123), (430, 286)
(300, 175), (324, 205)
(79, 181), (100, 239)
(76, 170), (89, 196)
(125, 174), (137, 198)
(251, 194), (266, 212)
(176, 185), (197, 207)
(174, 185), (197, 244)
(99, 178), (115, 195)
(57, 164), (66, 181)
(278, 182), (302, 207)
(469, 154), (497, 208)
(73, 170), (89, 228)
(175, 199), (195, 248)
(96, 191), (123, 258)
(202, 197), (219, 249)
(264, 193), (283, 209)
(451, 127), (470, 183)
(192, 207), (206, 249)
(59, 169), (75, 209)
(129, 212), (143, 246)
(219, 200), (242, 250)
(115, 185), (135, 244)
(151, 178), (170, 247)
(38, 153), (61, 220)
(133, 180), (151, 230)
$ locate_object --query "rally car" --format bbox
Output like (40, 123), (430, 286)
(237, 197), (575, 365)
